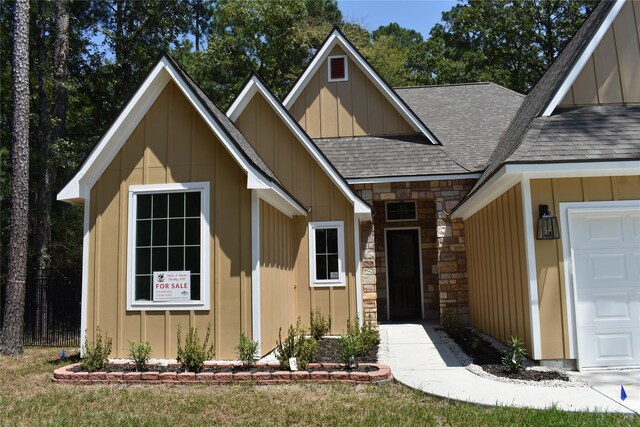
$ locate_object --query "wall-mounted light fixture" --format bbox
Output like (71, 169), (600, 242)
(537, 204), (559, 240)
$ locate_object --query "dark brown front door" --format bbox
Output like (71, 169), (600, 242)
(386, 229), (422, 319)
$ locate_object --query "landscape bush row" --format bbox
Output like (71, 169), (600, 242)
(80, 309), (379, 373)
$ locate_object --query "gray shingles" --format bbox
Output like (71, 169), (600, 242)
(314, 83), (523, 179)
(314, 135), (470, 179)
(509, 105), (640, 163)
(396, 83), (524, 171)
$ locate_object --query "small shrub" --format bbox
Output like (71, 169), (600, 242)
(236, 332), (259, 367)
(442, 315), (467, 339)
(502, 336), (527, 373)
(80, 327), (112, 372)
(176, 323), (215, 373)
(310, 308), (331, 341)
(275, 318), (317, 370)
(339, 333), (361, 367)
(345, 316), (379, 354)
(128, 340), (152, 371)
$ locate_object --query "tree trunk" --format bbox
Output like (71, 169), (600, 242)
(1, 0), (31, 356)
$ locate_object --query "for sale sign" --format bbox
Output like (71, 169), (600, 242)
(153, 271), (191, 301)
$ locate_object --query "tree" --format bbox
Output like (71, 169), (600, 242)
(1, 0), (30, 356)
(423, 0), (597, 93)
(33, 0), (70, 272)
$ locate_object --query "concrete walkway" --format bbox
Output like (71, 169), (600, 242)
(380, 322), (639, 414)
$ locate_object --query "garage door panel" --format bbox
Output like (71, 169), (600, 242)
(578, 290), (633, 322)
(577, 329), (639, 367)
(572, 212), (638, 249)
(570, 206), (640, 369)
(574, 249), (635, 286)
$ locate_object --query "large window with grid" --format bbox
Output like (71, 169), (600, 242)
(308, 221), (345, 287)
(126, 182), (210, 310)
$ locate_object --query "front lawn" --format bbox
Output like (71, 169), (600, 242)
(0, 347), (634, 426)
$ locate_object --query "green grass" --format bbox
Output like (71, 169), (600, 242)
(0, 347), (636, 426)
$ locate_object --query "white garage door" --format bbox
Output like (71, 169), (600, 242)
(570, 207), (640, 369)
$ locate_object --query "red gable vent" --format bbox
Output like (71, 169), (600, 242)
(329, 56), (347, 81)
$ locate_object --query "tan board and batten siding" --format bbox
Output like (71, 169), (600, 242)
(236, 92), (358, 348)
(291, 46), (416, 138)
(530, 176), (640, 359)
(560, 0), (640, 106)
(88, 81), (252, 359)
(465, 184), (533, 355)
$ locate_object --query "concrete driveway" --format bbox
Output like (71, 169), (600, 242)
(569, 369), (640, 414)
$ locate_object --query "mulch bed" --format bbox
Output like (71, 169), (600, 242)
(440, 327), (569, 382)
(316, 337), (379, 364)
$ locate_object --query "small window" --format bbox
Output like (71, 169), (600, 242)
(386, 201), (417, 222)
(127, 182), (210, 310)
(328, 55), (348, 82)
(309, 221), (345, 287)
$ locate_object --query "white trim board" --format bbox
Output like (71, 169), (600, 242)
(227, 75), (371, 216)
(453, 161), (640, 220)
(58, 56), (306, 219)
(383, 227), (425, 320)
(521, 176), (542, 360)
(80, 197), (90, 356)
(347, 173), (481, 185)
(282, 28), (439, 145)
(354, 213), (363, 326)
(559, 200), (640, 366)
(251, 190), (261, 353)
(541, 0), (626, 117)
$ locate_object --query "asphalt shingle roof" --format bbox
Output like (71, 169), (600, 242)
(313, 83), (524, 179)
(396, 83), (524, 171)
(472, 1), (618, 192)
(508, 104), (640, 163)
(314, 135), (470, 179)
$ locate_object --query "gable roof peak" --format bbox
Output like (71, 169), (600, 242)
(282, 26), (441, 145)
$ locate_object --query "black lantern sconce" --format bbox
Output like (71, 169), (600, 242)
(537, 204), (560, 240)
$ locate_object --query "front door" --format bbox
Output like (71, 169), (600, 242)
(386, 229), (422, 319)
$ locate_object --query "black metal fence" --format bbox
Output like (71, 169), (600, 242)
(0, 268), (82, 347)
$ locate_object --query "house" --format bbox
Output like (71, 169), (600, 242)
(59, 0), (639, 368)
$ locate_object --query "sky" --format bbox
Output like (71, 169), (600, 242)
(338, 0), (457, 38)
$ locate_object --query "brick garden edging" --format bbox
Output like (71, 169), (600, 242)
(53, 362), (393, 385)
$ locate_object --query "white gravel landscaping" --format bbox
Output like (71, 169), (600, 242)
(435, 327), (589, 388)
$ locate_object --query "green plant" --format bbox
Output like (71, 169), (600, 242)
(176, 323), (215, 373)
(275, 318), (317, 370)
(310, 308), (331, 341)
(502, 336), (527, 373)
(345, 316), (379, 353)
(128, 340), (152, 371)
(339, 333), (362, 367)
(236, 332), (259, 368)
(442, 315), (467, 339)
(80, 327), (113, 372)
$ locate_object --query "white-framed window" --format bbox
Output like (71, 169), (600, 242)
(309, 221), (346, 287)
(385, 201), (417, 222)
(126, 182), (210, 311)
(328, 55), (348, 82)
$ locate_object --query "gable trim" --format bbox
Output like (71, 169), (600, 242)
(282, 28), (440, 145)
(541, 0), (626, 117)
(228, 75), (371, 215)
(58, 56), (307, 218)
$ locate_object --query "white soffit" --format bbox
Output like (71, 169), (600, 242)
(282, 29), (440, 145)
(227, 75), (371, 216)
(453, 160), (640, 220)
(542, 0), (626, 117)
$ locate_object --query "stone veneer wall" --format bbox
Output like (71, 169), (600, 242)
(352, 179), (475, 323)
